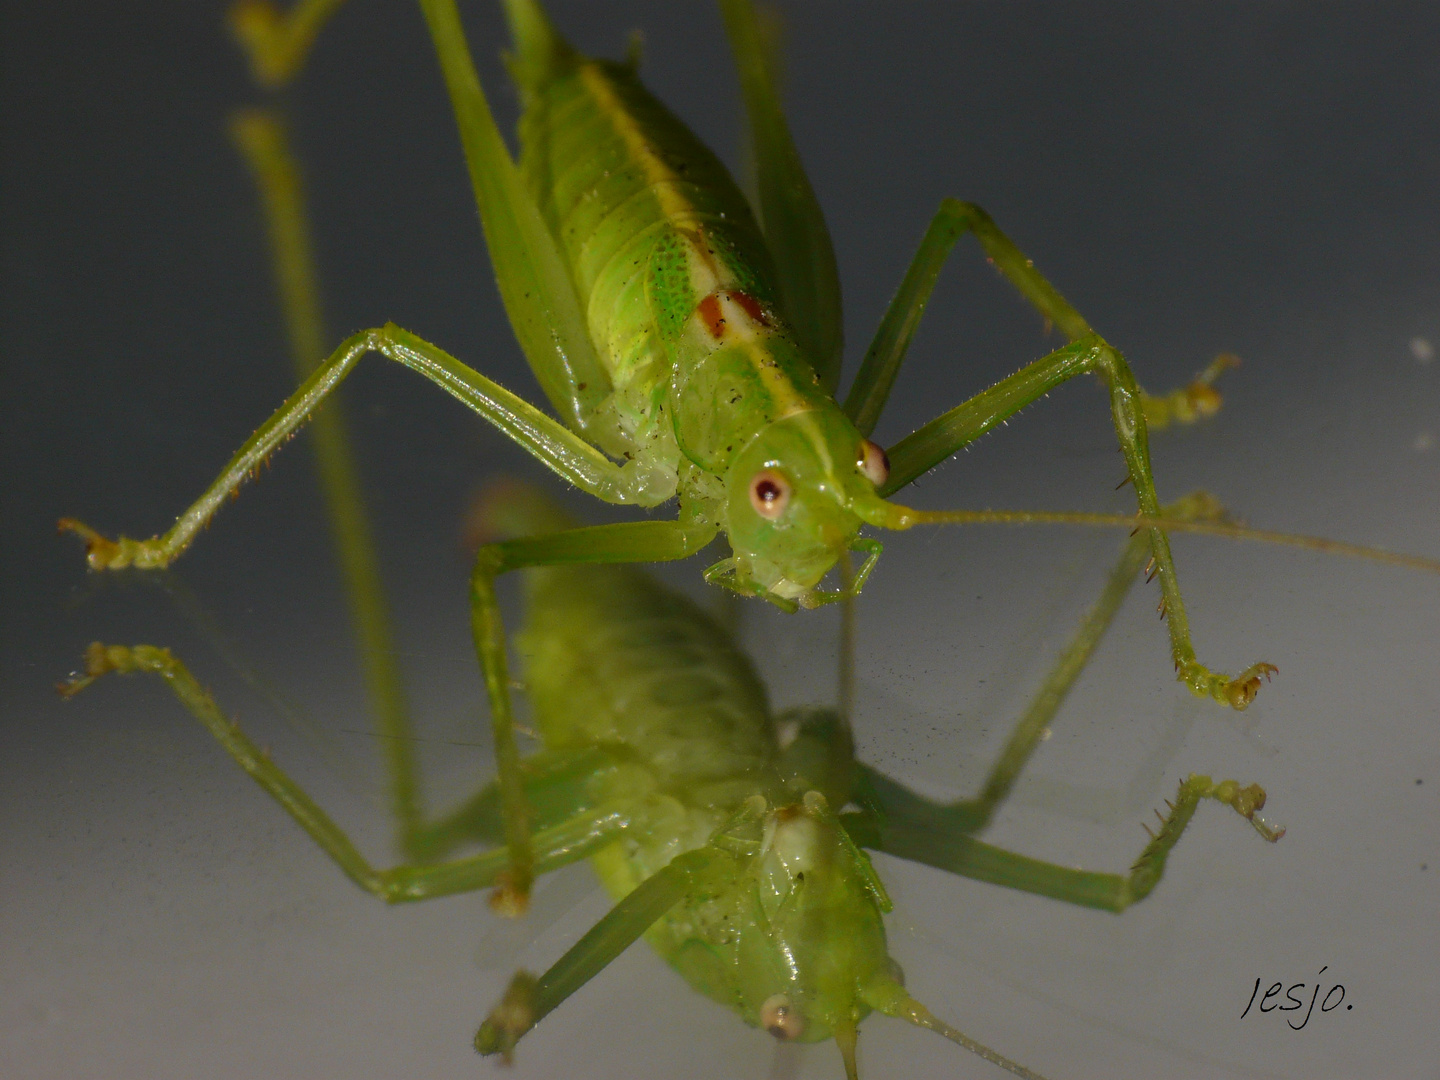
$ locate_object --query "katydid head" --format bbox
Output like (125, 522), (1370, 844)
(724, 792), (1044, 1079)
(726, 792), (893, 1053)
(719, 411), (892, 603)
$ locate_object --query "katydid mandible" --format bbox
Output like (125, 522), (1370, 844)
(57, 0), (1440, 911)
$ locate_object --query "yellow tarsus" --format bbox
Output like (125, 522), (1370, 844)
(227, 0), (348, 88)
(487, 872), (531, 918)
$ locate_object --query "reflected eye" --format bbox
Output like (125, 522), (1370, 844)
(760, 994), (805, 1040)
(748, 469), (791, 520)
(857, 439), (889, 487)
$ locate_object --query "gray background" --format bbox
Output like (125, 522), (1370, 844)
(4, 2), (1438, 1078)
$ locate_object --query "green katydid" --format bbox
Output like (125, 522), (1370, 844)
(62, 480), (1288, 1080)
(57, 0), (1440, 918)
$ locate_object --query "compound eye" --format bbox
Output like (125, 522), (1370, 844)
(857, 439), (889, 487)
(760, 994), (805, 1041)
(748, 469), (791, 520)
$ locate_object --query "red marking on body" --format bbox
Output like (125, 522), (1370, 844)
(698, 293), (726, 339)
(729, 290), (772, 327)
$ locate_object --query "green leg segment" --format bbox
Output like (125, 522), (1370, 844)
(844, 490), (1283, 909)
(850, 199), (1272, 709)
(228, 0), (349, 87)
(409, 745), (619, 862)
(468, 519), (719, 913)
(60, 643), (633, 903)
(229, 108), (426, 858)
(475, 846), (729, 1061)
(844, 773), (1281, 912)
(844, 197), (1235, 439)
(58, 322), (660, 572)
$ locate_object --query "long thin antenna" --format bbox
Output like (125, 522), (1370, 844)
(908, 1005), (1049, 1080)
(864, 979), (1050, 1080)
(915, 1013), (1054, 1077)
(833, 1020), (859, 1080)
(857, 497), (1440, 576)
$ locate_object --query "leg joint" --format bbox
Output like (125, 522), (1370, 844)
(939, 196), (988, 227)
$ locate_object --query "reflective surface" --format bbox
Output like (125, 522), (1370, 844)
(5, 3), (1439, 1078)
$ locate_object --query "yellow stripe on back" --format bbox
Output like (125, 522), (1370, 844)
(579, 62), (814, 425)
(579, 63), (696, 224)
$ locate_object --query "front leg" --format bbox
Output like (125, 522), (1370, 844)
(468, 519), (718, 913)
(878, 334), (1276, 709)
(847, 199), (1271, 709)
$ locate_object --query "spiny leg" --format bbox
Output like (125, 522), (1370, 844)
(876, 335), (1276, 707)
(58, 322), (659, 572)
(843, 197), (1236, 438)
(844, 772), (1282, 913)
(60, 643), (634, 902)
(229, 107), (431, 858)
(860, 493), (1227, 838)
(469, 518), (719, 912)
(846, 202), (1273, 707)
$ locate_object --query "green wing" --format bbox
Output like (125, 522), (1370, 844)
(419, 0), (612, 434)
(720, 0), (845, 395)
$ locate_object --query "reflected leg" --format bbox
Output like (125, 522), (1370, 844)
(475, 846), (730, 1060)
(60, 643), (634, 902)
(468, 518), (719, 913)
(873, 491), (1241, 836)
(845, 772), (1282, 912)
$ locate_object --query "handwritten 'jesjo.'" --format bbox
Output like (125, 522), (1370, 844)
(1241, 967), (1349, 1030)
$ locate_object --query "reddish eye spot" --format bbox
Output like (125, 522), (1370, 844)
(729, 290), (772, 327)
(858, 439), (889, 486)
(760, 994), (804, 1041)
(749, 469), (791, 520)
(697, 293), (726, 339)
